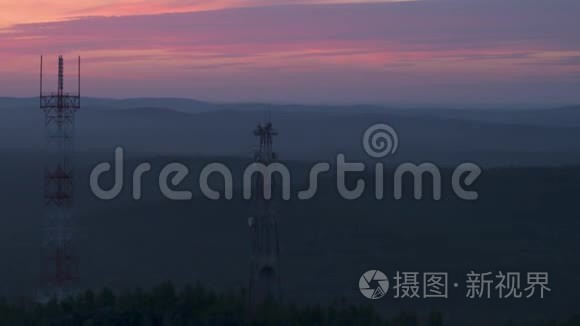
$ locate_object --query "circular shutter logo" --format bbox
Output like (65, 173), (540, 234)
(359, 270), (389, 299)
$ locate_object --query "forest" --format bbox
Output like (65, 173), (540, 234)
(0, 282), (579, 326)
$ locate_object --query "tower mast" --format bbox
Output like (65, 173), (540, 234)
(248, 117), (282, 308)
(39, 55), (81, 300)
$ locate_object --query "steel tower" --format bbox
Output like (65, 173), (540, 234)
(248, 119), (282, 308)
(39, 55), (80, 300)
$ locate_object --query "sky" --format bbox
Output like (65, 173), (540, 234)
(0, 0), (579, 105)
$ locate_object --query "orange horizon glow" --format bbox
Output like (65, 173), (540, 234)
(0, 0), (416, 28)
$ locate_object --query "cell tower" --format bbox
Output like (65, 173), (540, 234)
(39, 55), (81, 300)
(248, 117), (282, 308)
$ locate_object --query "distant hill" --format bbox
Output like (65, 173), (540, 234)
(1, 97), (580, 166)
(403, 105), (580, 127)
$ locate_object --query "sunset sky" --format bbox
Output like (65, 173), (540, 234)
(1, 0), (579, 105)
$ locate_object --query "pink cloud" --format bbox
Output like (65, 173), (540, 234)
(1, 0), (579, 104)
